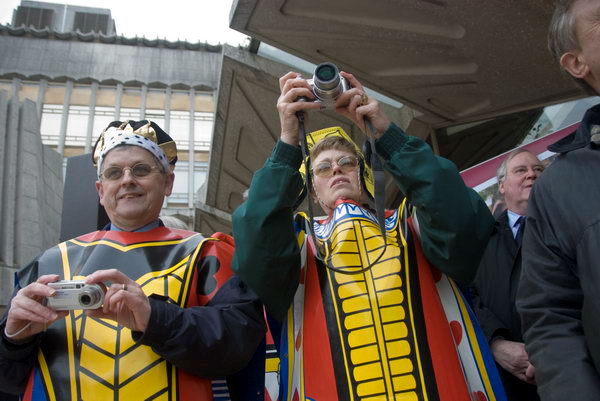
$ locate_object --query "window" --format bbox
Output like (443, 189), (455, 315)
(14, 6), (54, 30)
(73, 12), (109, 34)
(40, 104), (63, 145)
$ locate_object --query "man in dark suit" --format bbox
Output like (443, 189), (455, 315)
(472, 148), (544, 401)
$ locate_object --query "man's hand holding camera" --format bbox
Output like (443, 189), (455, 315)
(85, 269), (151, 333)
(5, 274), (69, 343)
(4, 269), (151, 343)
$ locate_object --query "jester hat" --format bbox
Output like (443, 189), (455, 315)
(92, 120), (178, 176)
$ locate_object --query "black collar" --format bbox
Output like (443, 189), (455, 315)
(548, 103), (600, 154)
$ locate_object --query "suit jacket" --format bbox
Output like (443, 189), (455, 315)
(472, 210), (539, 401)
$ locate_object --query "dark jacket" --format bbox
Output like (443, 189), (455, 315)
(517, 103), (600, 401)
(472, 211), (539, 401)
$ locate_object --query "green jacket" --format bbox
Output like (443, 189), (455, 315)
(233, 123), (494, 320)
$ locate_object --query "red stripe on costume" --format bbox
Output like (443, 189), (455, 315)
(408, 218), (471, 401)
(178, 234), (235, 401)
(303, 240), (339, 400)
(22, 370), (34, 401)
(76, 227), (197, 244)
(195, 234), (235, 305)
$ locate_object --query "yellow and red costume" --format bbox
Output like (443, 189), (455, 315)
(233, 125), (504, 401)
(0, 226), (265, 400)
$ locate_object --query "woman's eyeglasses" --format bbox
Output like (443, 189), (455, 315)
(101, 163), (162, 181)
(312, 156), (359, 177)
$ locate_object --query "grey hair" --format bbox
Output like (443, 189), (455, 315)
(548, 0), (597, 95)
(496, 148), (532, 184)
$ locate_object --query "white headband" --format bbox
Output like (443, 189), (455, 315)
(97, 126), (170, 177)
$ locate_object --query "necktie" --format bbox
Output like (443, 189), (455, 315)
(515, 216), (526, 247)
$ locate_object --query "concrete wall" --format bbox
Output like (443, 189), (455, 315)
(0, 90), (63, 311)
(0, 28), (222, 90)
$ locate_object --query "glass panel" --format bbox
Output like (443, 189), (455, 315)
(70, 85), (92, 106)
(92, 106), (115, 143)
(119, 107), (142, 120)
(146, 91), (165, 109)
(96, 86), (117, 107)
(194, 117), (213, 149)
(65, 105), (89, 147)
(194, 162), (208, 193)
(43, 84), (66, 105)
(121, 87), (142, 109)
(171, 168), (188, 194)
(170, 111), (191, 148)
(171, 92), (190, 112)
(194, 93), (214, 113)
(40, 104), (63, 146)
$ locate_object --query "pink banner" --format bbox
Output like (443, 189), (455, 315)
(460, 122), (579, 189)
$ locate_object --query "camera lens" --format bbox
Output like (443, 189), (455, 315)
(80, 294), (91, 305)
(78, 285), (103, 308)
(315, 65), (336, 82)
(312, 62), (346, 101)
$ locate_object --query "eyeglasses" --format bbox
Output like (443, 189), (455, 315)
(312, 155), (359, 177)
(101, 163), (163, 181)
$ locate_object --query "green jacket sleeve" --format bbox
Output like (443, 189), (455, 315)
(375, 123), (494, 284)
(232, 141), (304, 320)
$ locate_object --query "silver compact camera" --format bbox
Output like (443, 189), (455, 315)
(46, 280), (104, 310)
(301, 62), (351, 110)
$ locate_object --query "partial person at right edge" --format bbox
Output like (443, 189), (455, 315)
(471, 149), (544, 401)
(516, 1), (600, 400)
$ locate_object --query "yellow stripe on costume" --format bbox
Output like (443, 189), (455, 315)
(286, 304), (296, 400)
(37, 351), (57, 401)
(180, 238), (207, 307)
(69, 233), (203, 252)
(58, 242), (78, 401)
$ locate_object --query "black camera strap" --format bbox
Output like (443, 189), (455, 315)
(364, 119), (387, 246)
(296, 112), (323, 261)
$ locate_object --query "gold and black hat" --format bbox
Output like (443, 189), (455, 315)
(92, 120), (177, 175)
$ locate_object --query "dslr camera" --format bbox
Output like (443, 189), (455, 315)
(46, 280), (104, 310)
(301, 62), (350, 110)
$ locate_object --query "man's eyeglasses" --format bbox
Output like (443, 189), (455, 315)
(312, 156), (359, 177)
(101, 163), (163, 181)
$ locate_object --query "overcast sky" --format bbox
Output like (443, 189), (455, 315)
(0, 0), (248, 45)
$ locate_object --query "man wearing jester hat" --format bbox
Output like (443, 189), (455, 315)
(233, 71), (502, 400)
(0, 120), (265, 400)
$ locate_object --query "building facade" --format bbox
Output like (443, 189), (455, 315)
(1, 0), (223, 223)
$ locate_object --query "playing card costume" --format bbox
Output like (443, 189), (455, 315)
(0, 120), (265, 400)
(233, 125), (505, 401)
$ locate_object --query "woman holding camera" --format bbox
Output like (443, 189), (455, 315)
(233, 70), (498, 401)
